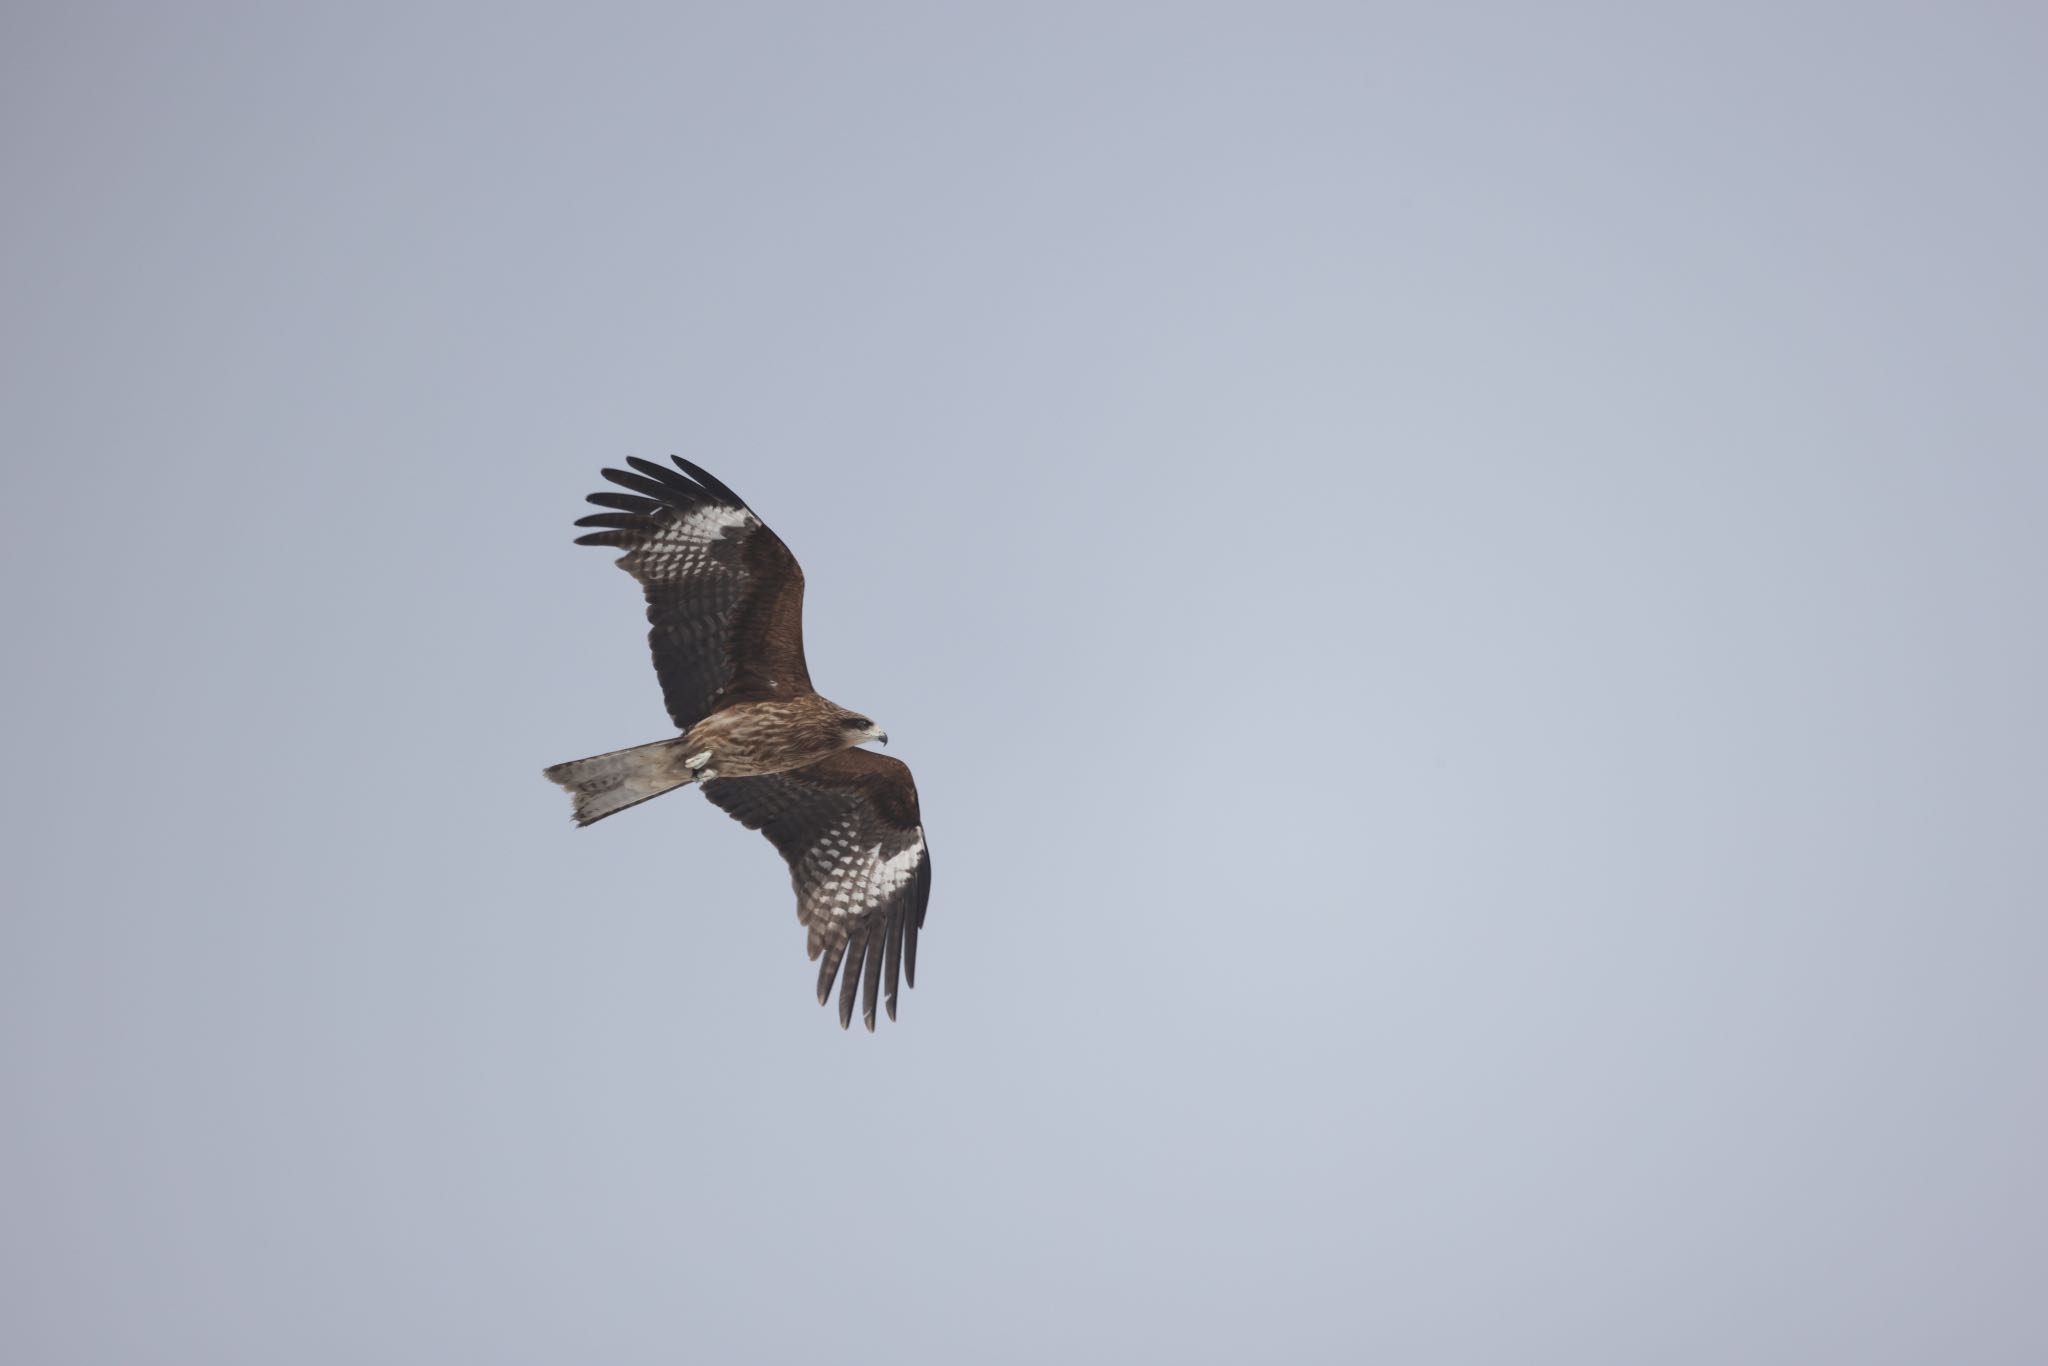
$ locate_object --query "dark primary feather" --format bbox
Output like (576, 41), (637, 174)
(570, 457), (811, 730)
(702, 749), (932, 1030)
(581, 490), (662, 516)
(669, 455), (749, 507)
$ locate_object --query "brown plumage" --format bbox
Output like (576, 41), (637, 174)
(542, 457), (932, 1030)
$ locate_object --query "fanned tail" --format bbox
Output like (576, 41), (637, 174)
(543, 737), (697, 826)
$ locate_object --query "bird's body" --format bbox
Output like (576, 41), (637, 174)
(542, 456), (931, 1030)
(682, 696), (882, 782)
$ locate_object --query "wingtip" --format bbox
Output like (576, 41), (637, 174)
(624, 454), (695, 491)
(669, 456), (748, 509)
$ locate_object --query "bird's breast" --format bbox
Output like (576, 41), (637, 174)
(686, 700), (844, 779)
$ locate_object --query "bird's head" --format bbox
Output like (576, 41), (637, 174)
(838, 712), (889, 749)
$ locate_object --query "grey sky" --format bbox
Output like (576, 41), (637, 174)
(4, 4), (2045, 1363)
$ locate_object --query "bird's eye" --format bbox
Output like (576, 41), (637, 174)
(846, 717), (872, 729)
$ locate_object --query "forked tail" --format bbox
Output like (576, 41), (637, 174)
(543, 737), (698, 826)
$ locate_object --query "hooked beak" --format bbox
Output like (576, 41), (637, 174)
(876, 732), (889, 747)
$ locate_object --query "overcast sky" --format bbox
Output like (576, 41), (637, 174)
(4, 4), (2046, 1363)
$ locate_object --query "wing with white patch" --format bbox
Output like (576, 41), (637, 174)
(572, 457), (812, 729)
(701, 749), (932, 1030)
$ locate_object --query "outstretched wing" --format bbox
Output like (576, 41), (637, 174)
(572, 457), (811, 730)
(701, 750), (932, 1030)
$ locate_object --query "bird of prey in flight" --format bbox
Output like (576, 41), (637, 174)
(543, 457), (931, 1030)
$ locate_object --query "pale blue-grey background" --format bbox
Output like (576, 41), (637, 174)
(4, 4), (2044, 1363)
